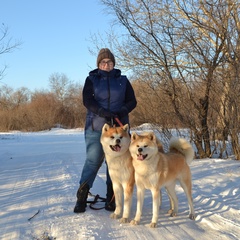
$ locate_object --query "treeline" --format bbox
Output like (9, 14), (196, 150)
(0, 71), (239, 159)
(0, 73), (86, 131)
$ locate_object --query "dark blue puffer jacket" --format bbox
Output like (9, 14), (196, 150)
(82, 68), (137, 131)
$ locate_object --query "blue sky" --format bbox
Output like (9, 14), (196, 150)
(1, 0), (115, 91)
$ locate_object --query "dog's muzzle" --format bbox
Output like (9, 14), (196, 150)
(110, 139), (121, 152)
(110, 144), (121, 152)
(137, 148), (148, 160)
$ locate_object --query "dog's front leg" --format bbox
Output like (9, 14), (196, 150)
(130, 186), (145, 226)
(120, 183), (134, 223)
(148, 188), (160, 228)
(110, 184), (122, 219)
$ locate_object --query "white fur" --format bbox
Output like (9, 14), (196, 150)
(129, 133), (195, 228)
(101, 124), (134, 223)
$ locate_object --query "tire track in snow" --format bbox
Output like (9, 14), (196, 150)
(194, 195), (240, 239)
(0, 154), (44, 239)
(189, 159), (240, 239)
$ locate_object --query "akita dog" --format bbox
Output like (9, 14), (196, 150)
(100, 123), (134, 223)
(129, 132), (195, 228)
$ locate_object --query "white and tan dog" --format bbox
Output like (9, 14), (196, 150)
(129, 132), (195, 228)
(100, 123), (134, 223)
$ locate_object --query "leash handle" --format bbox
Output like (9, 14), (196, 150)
(114, 117), (123, 127)
(88, 193), (106, 210)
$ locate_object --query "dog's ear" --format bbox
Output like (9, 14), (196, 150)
(131, 132), (138, 141)
(102, 123), (110, 132)
(122, 124), (129, 132)
(148, 132), (156, 142)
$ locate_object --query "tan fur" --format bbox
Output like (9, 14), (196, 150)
(139, 131), (164, 153)
(100, 124), (134, 223)
(129, 132), (195, 228)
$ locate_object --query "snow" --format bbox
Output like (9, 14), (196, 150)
(0, 128), (240, 240)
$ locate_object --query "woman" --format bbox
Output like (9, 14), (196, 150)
(74, 48), (137, 213)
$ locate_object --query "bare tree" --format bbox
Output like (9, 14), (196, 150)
(48, 73), (85, 127)
(0, 86), (30, 131)
(0, 24), (21, 80)
(0, 86), (29, 109)
(49, 73), (71, 103)
(100, 0), (240, 158)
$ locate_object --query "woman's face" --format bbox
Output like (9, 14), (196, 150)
(98, 58), (114, 72)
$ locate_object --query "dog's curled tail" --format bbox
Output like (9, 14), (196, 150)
(169, 137), (195, 165)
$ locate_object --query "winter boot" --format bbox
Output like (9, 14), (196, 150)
(105, 183), (116, 211)
(73, 184), (89, 213)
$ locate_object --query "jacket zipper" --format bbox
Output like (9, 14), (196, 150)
(107, 74), (110, 111)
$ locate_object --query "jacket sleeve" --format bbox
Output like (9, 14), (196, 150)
(82, 77), (100, 114)
(123, 79), (137, 113)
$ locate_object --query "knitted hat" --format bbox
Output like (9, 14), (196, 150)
(97, 48), (115, 67)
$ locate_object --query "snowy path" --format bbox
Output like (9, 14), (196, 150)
(0, 129), (240, 239)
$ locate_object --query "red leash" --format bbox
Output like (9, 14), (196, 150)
(114, 117), (123, 127)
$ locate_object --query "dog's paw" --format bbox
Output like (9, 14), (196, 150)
(147, 222), (157, 228)
(170, 212), (177, 217)
(130, 219), (139, 226)
(110, 213), (120, 219)
(119, 217), (129, 224)
(189, 213), (196, 220)
(167, 209), (173, 214)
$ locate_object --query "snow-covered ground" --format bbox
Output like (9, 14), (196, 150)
(0, 128), (239, 240)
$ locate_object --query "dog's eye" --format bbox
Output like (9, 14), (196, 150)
(136, 145), (139, 147)
(120, 136), (123, 139)
(110, 136), (114, 139)
(144, 145), (148, 148)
